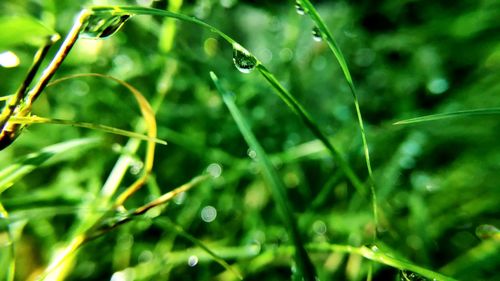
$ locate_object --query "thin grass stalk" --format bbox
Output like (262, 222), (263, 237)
(297, 0), (378, 231)
(212, 72), (317, 281)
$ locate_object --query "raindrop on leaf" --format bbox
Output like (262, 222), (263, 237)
(400, 270), (428, 281)
(312, 26), (322, 42)
(232, 43), (258, 73)
(80, 14), (131, 39)
(295, 1), (306, 15)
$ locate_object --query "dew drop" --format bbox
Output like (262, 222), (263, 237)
(201, 205), (217, 223)
(312, 26), (322, 42)
(232, 43), (258, 73)
(0, 51), (20, 68)
(187, 255), (199, 267)
(475, 224), (500, 240)
(399, 270), (428, 281)
(295, 1), (306, 15)
(81, 14), (131, 39)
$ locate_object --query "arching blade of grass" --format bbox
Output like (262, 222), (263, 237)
(394, 108), (500, 125)
(308, 244), (459, 281)
(297, 0), (378, 229)
(84, 5), (364, 194)
(257, 65), (365, 195)
(48, 73), (162, 206)
(8, 116), (166, 144)
(211, 72), (317, 281)
(0, 138), (100, 194)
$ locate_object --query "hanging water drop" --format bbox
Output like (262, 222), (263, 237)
(399, 270), (428, 281)
(80, 13), (131, 39)
(232, 43), (258, 73)
(295, 1), (306, 15)
(312, 26), (322, 42)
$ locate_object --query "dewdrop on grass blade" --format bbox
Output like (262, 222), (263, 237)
(312, 26), (322, 42)
(232, 43), (258, 73)
(295, 1), (306, 15)
(80, 13), (132, 39)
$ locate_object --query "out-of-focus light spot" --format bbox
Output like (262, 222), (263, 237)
(313, 220), (327, 235)
(0, 51), (20, 68)
(220, 0), (237, 8)
(427, 78), (449, 95)
(173, 191), (187, 205)
(206, 163), (222, 178)
(203, 37), (218, 57)
(257, 47), (273, 64)
(279, 48), (293, 62)
(110, 269), (135, 281)
(188, 255), (199, 267)
(201, 205), (217, 222)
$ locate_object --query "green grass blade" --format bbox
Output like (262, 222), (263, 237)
(394, 108), (500, 125)
(298, 0), (378, 229)
(8, 116), (167, 145)
(211, 72), (317, 281)
(257, 65), (365, 195)
(0, 138), (100, 194)
(308, 244), (459, 281)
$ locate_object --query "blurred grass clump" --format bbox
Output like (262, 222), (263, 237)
(0, 0), (499, 280)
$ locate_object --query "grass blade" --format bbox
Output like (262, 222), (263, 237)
(298, 0), (378, 230)
(0, 138), (99, 194)
(8, 116), (166, 145)
(211, 72), (317, 281)
(394, 108), (500, 125)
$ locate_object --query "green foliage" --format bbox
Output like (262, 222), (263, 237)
(1, 0), (499, 280)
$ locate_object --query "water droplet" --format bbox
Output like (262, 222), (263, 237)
(206, 163), (223, 178)
(129, 160), (143, 175)
(399, 270), (428, 281)
(475, 224), (500, 240)
(312, 26), (322, 42)
(0, 51), (20, 68)
(312, 220), (327, 235)
(247, 148), (257, 159)
(81, 14), (131, 39)
(232, 43), (258, 73)
(201, 205), (217, 222)
(187, 255), (199, 267)
(173, 191), (187, 205)
(426, 78), (449, 95)
(295, 1), (306, 15)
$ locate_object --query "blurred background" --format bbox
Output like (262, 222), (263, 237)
(0, 0), (499, 280)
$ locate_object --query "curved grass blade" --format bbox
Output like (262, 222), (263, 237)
(48, 73), (162, 206)
(8, 116), (166, 145)
(394, 108), (500, 125)
(0, 138), (99, 194)
(297, 0), (378, 229)
(83, 5), (364, 193)
(211, 72), (317, 281)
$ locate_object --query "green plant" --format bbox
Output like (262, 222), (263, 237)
(0, 1), (498, 280)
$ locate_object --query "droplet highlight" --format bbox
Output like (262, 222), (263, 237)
(201, 205), (217, 223)
(232, 43), (258, 73)
(81, 14), (131, 39)
(312, 26), (322, 42)
(295, 1), (306, 15)
(187, 255), (199, 267)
